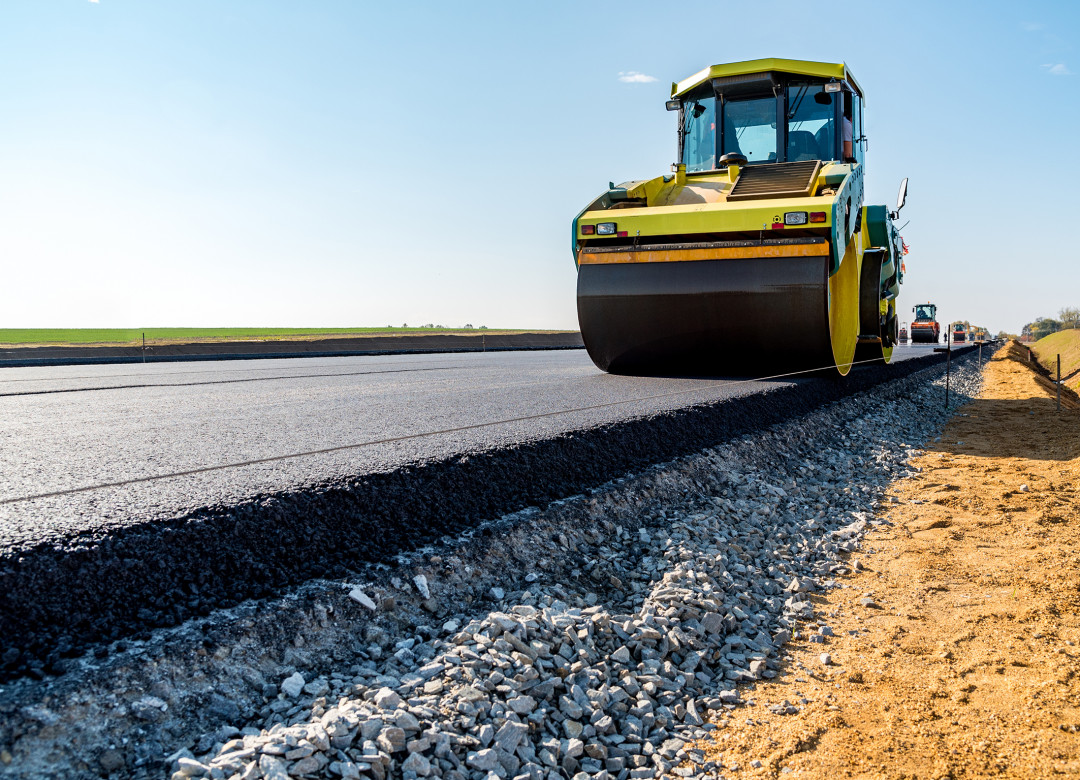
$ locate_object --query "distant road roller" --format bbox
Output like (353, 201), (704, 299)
(910, 303), (940, 343)
(573, 58), (908, 376)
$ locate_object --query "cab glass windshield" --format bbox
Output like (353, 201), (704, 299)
(914, 305), (935, 320)
(681, 96), (715, 172)
(721, 97), (776, 163)
(786, 84), (835, 161)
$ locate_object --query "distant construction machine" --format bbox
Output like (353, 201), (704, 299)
(909, 303), (940, 344)
(573, 58), (908, 376)
(951, 322), (968, 343)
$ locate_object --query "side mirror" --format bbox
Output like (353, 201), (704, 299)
(894, 178), (908, 216)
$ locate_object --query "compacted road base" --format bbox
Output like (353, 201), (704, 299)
(700, 341), (1080, 777)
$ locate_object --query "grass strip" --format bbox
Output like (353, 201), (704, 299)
(1031, 329), (1080, 390)
(0, 327), (557, 346)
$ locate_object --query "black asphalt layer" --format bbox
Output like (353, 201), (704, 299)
(0, 344), (961, 680)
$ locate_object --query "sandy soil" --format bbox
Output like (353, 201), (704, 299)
(699, 341), (1080, 778)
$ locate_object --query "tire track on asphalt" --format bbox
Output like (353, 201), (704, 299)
(1, 381), (736, 504)
(0, 365), (457, 398)
(0, 355), (919, 505)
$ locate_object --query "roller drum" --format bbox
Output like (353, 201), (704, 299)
(909, 327), (938, 344)
(576, 256), (833, 376)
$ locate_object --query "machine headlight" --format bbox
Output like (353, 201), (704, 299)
(783, 212), (808, 225)
(596, 222), (617, 235)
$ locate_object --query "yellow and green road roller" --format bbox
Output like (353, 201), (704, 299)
(573, 58), (908, 376)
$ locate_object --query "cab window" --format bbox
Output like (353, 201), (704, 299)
(721, 96), (776, 163)
(681, 96), (715, 172)
(852, 92), (864, 166)
(786, 84), (835, 162)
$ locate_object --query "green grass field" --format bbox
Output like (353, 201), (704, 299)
(0, 327), (555, 346)
(1031, 329), (1080, 391)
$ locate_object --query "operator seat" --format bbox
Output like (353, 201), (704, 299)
(813, 126), (834, 161)
(786, 130), (818, 161)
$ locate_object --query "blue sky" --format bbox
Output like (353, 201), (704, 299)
(0, 0), (1076, 334)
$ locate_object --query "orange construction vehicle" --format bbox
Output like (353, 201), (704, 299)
(910, 303), (940, 343)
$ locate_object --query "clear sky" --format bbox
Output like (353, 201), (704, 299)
(1, 0), (1077, 334)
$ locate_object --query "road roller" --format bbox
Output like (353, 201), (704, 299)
(910, 303), (940, 343)
(573, 58), (908, 376)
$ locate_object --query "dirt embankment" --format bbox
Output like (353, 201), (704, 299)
(700, 340), (1080, 778)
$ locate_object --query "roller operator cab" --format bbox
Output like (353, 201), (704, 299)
(573, 59), (909, 376)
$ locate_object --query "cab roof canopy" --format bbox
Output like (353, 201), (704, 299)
(672, 58), (863, 100)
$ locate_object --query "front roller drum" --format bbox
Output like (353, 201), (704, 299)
(909, 327), (938, 344)
(577, 256), (835, 376)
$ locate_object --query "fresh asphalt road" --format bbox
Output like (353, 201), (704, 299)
(0, 345), (939, 551)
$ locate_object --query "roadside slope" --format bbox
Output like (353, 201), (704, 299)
(701, 340), (1080, 777)
(1031, 328), (1080, 393)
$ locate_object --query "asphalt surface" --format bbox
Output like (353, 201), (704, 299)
(0, 345), (934, 546)
(0, 343), (952, 679)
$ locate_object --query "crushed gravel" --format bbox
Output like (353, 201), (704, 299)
(0, 354), (982, 779)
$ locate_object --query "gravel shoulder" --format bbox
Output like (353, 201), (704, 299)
(701, 341), (1080, 777)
